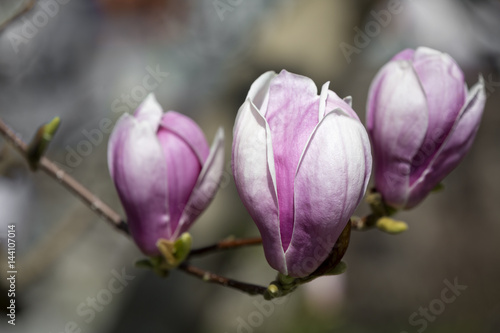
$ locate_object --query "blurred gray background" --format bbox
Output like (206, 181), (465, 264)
(0, 0), (499, 332)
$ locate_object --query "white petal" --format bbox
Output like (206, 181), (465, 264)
(232, 99), (286, 274)
(133, 93), (163, 131)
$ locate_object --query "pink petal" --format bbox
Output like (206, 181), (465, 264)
(286, 110), (371, 277)
(265, 70), (320, 251)
(326, 89), (360, 121)
(407, 77), (486, 208)
(409, 47), (467, 184)
(391, 48), (415, 61)
(175, 128), (225, 238)
(159, 111), (210, 164)
(157, 112), (206, 234)
(319, 83), (359, 121)
(366, 60), (429, 209)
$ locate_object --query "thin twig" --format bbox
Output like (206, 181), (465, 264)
(0, 117), (129, 234)
(187, 220), (379, 258)
(0, 0), (37, 32)
(189, 237), (262, 258)
(178, 263), (267, 296)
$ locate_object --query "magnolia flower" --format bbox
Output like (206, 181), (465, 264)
(108, 94), (224, 255)
(367, 47), (486, 209)
(232, 70), (372, 278)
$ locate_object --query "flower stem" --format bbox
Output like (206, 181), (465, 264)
(0, 117), (129, 234)
(189, 217), (382, 258)
(188, 237), (263, 258)
(178, 263), (267, 296)
(0, 0), (37, 31)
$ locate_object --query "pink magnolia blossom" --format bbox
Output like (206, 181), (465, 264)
(108, 94), (224, 255)
(232, 70), (372, 277)
(367, 47), (486, 209)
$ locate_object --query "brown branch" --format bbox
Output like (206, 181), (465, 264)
(0, 117), (129, 234)
(0, 0), (37, 32)
(189, 237), (262, 258)
(178, 263), (267, 296)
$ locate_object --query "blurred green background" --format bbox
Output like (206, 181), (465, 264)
(0, 0), (499, 332)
